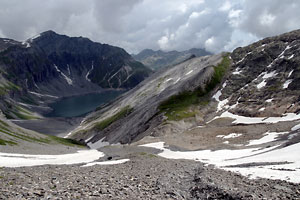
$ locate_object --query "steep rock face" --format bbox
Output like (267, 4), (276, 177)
(220, 29), (300, 117)
(0, 31), (152, 97)
(70, 54), (224, 145)
(133, 48), (211, 70)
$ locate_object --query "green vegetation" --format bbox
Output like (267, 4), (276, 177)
(0, 138), (17, 146)
(47, 135), (85, 147)
(0, 127), (49, 144)
(159, 55), (230, 121)
(0, 121), (84, 147)
(139, 152), (157, 158)
(94, 106), (133, 131)
(0, 81), (21, 96)
(11, 111), (38, 120)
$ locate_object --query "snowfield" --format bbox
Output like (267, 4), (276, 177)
(140, 141), (300, 183)
(212, 111), (300, 125)
(0, 150), (129, 168)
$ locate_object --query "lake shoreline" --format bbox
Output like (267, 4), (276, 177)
(12, 89), (126, 137)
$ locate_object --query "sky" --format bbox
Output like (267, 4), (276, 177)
(0, 0), (299, 54)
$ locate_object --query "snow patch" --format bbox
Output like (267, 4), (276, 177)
(88, 137), (110, 149)
(223, 133), (242, 139)
(86, 62), (94, 82)
(232, 67), (242, 75)
(82, 159), (130, 167)
(288, 54), (294, 60)
(288, 70), (294, 78)
(212, 111), (300, 125)
(29, 91), (59, 99)
(174, 78), (181, 84)
(247, 131), (288, 146)
(185, 70), (193, 76)
(54, 65), (73, 85)
(236, 52), (252, 64)
(291, 124), (300, 131)
(256, 71), (277, 89)
(164, 78), (173, 83)
(266, 98), (273, 103)
(0, 150), (104, 168)
(267, 45), (291, 68)
(257, 80), (266, 89)
(283, 79), (292, 89)
(140, 141), (300, 183)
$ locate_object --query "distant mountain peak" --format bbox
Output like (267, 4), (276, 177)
(133, 47), (212, 70)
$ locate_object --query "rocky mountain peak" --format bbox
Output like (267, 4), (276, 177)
(220, 29), (300, 117)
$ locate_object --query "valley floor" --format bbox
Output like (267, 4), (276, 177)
(11, 117), (82, 137)
(0, 145), (300, 199)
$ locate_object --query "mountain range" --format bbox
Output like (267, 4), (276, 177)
(0, 31), (152, 119)
(133, 48), (212, 70)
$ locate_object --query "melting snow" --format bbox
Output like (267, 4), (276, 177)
(212, 91), (222, 101)
(174, 78), (181, 84)
(247, 131), (288, 146)
(288, 70), (294, 78)
(54, 65), (73, 85)
(140, 142), (300, 183)
(262, 71), (277, 79)
(267, 45), (291, 68)
(257, 80), (267, 89)
(212, 111), (300, 125)
(288, 54), (294, 60)
(291, 124), (300, 131)
(232, 67), (242, 75)
(283, 79), (293, 89)
(88, 137), (110, 149)
(82, 159), (130, 167)
(266, 98), (273, 103)
(0, 150), (104, 168)
(236, 52), (252, 64)
(223, 133), (242, 139)
(29, 91), (59, 99)
(86, 62), (94, 82)
(256, 71), (277, 89)
(185, 70), (193, 76)
(259, 107), (265, 112)
(164, 78), (173, 83)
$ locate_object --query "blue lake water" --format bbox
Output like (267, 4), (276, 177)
(45, 90), (124, 118)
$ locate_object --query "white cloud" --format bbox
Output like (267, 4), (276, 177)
(0, 0), (299, 54)
(260, 12), (276, 26)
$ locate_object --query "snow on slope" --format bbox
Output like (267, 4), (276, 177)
(0, 150), (129, 168)
(141, 141), (300, 183)
(211, 111), (300, 124)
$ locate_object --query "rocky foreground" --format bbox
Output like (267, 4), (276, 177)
(1, 146), (299, 200)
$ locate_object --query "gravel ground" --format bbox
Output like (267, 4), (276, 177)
(1, 146), (300, 200)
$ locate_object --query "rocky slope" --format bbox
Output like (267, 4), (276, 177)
(70, 53), (225, 145)
(133, 48), (211, 70)
(1, 152), (299, 199)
